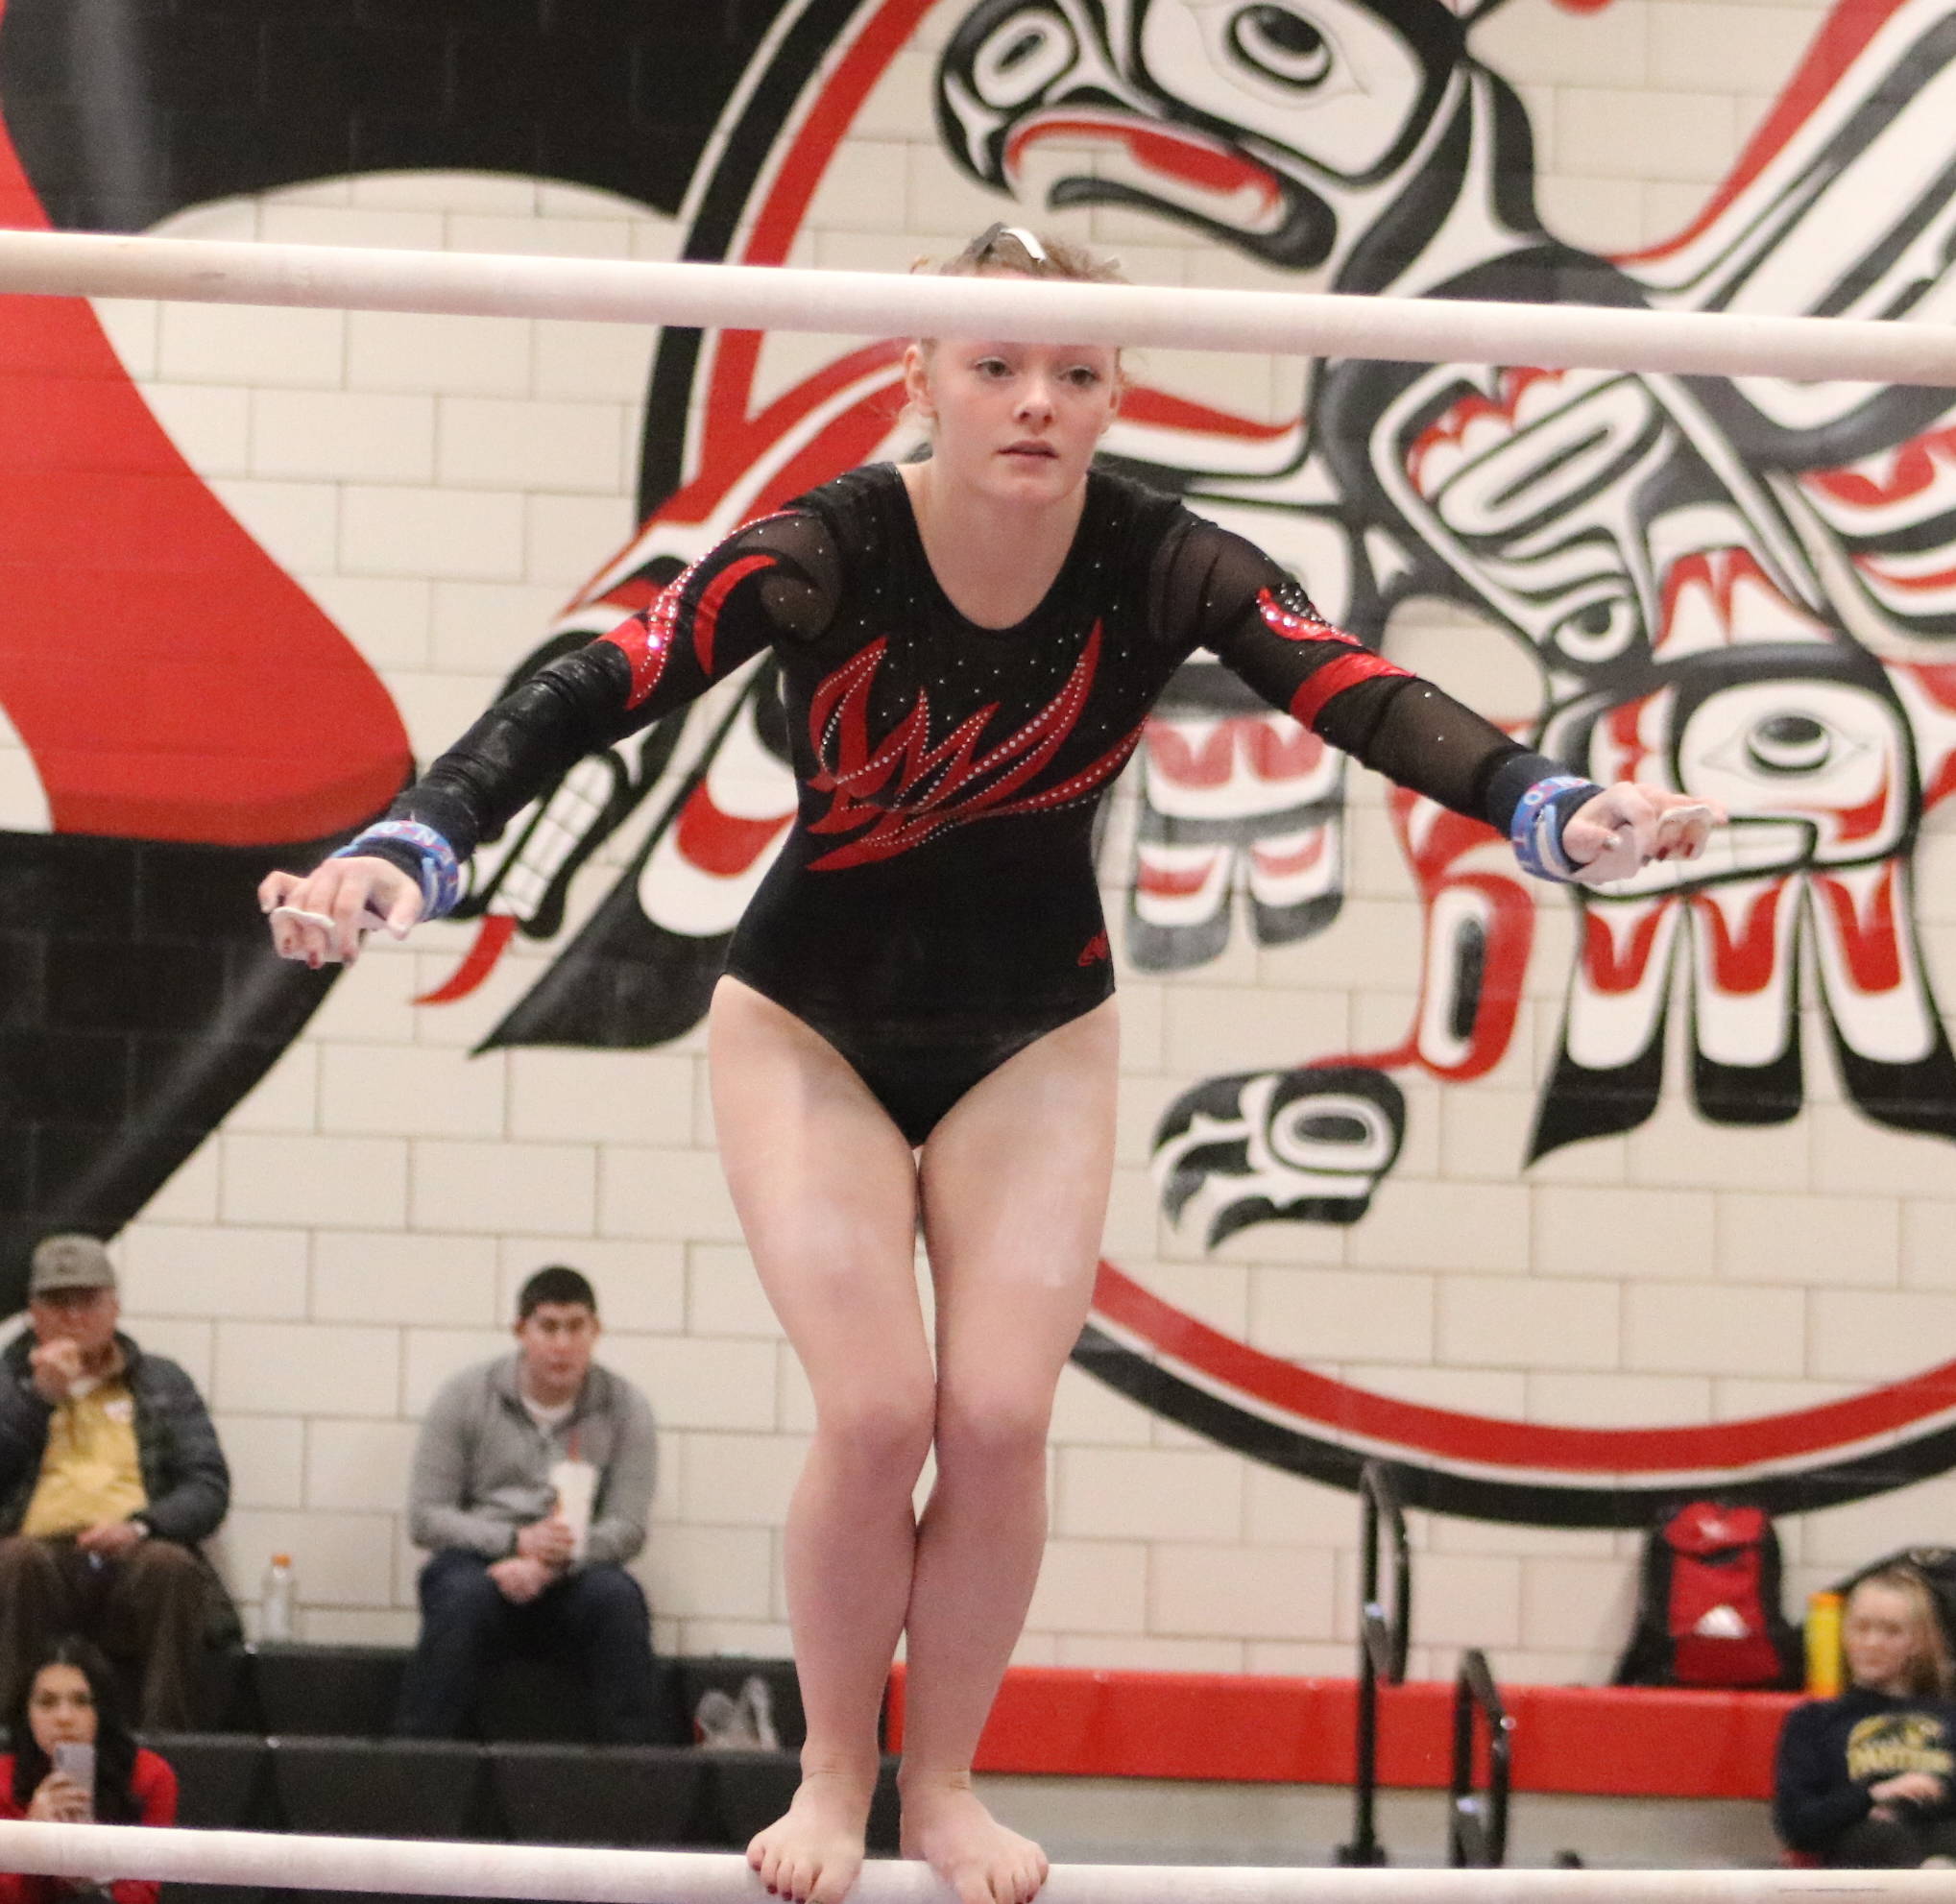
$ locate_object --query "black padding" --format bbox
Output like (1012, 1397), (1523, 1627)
(475, 1653), (690, 1746)
(142, 1733), (275, 1831)
(694, 1749), (901, 1855)
(694, 1747), (800, 1848)
(146, 1731), (276, 1904)
(865, 1755), (900, 1856)
(267, 1738), (492, 1904)
(471, 1651), (596, 1743)
(484, 1742), (706, 1845)
(269, 1736), (488, 1838)
(254, 1646), (408, 1737)
(202, 1648), (264, 1733)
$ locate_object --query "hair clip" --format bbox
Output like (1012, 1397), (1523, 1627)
(972, 221), (1050, 267)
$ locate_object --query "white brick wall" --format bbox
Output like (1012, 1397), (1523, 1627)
(1055, 1449), (1244, 1544)
(1152, 1544), (1336, 1641)
(82, 3), (1956, 1679)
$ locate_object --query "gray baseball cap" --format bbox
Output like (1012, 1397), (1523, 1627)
(28, 1234), (117, 1298)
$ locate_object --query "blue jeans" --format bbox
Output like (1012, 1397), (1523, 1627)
(396, 1548), (659, 1741)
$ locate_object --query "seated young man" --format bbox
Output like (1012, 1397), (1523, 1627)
(397, 1265), (660, 1740)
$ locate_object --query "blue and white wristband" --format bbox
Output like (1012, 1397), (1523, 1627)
(334, 820), (463, 921)
(1509, 774), (1597, 883)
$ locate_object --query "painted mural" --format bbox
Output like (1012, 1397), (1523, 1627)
(2, 0), (1954, 1529)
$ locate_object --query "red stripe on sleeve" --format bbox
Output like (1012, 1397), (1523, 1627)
(1289, 649), (1412, 728)
(689, 552), (777, 673)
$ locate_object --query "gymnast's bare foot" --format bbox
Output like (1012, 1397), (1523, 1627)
(899, 1773), (1049, 1904)
(747, 1764), (876, 1903)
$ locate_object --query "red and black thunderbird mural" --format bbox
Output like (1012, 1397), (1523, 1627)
(4, 0), (1955, 1525)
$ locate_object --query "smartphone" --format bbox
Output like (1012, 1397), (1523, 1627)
(52, 1740), (94, 1808)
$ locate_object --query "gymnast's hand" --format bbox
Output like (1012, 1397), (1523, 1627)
(1560, 784), (1723, 887)
(260, 855), (423, 969)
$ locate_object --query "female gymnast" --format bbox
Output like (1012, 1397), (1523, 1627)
(262, 226), (1717, 1904)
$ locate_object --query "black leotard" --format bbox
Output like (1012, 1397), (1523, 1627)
(366, 464), (1570, 1144)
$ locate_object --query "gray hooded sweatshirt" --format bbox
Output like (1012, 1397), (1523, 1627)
(407, 1352), (657, 1568)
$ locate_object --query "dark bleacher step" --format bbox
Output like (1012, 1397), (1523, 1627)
(254, 1647), (407, 1738)
(473, 1652), (689, 1745)
(694, 1748), (900, 1855)
(143, 1732), (276, 1831)
(249, 1644), (690, 1745)
(146, 1732), (275, 1904)
(268, 1736), (494, 1904)
(484, 1742), (706, 1846)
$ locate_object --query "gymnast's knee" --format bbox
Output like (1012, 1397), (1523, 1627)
(932, 1386), (1052, 1481)
(812, 1385), (935, 1489)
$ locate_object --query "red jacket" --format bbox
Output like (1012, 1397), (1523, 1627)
(0, 1748), (177, 1904)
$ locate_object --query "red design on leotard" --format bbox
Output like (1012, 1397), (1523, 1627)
(805, 622), (1143, 869)
(690, 552), (779, 673)
(1254, 586), (1352, 643)
(1077, 929), (1112, 966)
(1250, 586), (1411, 725)
(1288, 649), (1413, 726)
(600, 549), (779, 708)
(599, 605), (673, 710)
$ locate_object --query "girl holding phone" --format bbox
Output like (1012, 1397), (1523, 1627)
(0, 1637), (176, 1904)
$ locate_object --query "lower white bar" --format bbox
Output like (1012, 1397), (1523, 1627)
(0, 1821), (1944, 1902)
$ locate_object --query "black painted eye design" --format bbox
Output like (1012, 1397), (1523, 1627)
(1227, 3), (1336, 89)
(1746, 711), (1833, 776)
(1549, 590), (1641, 665)
(971, 8), (1077, 108)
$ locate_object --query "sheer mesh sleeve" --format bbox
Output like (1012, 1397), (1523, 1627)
(1155, 512), (1562, 831)
(383, 509), (840, 862)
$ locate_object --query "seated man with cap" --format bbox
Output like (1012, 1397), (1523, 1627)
(0, 1234), (233, 1730)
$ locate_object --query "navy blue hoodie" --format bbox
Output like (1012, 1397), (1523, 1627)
(1775, 1687), (1956, 1852)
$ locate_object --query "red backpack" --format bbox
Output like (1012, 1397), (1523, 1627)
(1613, 1501), (1800, 1689)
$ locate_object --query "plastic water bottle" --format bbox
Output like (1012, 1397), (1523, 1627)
(260, 1553), (296, 1643)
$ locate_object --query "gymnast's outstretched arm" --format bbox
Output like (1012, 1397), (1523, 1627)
(261, 509), (839, 966)
(1168, 516), (1719, 882)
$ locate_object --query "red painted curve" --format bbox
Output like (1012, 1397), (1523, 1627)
(0, 56), (411, 846)
(1093, 1261), (1956, 1474)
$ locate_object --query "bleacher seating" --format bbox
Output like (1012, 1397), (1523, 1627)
(253, 1648), (407, 1738)
(240, 1645), (771, 1747)
(144, 1733), (275, 1833)
(269, 1737), (493, 1839)
(484, 1742), (706, 1847)
(124, 1645), (855, 1902)
(142, 1733), (274, 1904)
(47, 1651), (1803, 1892)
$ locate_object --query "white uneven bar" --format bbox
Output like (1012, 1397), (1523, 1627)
(0, 228), (1954, 387)
(0, 1822), (1947, 1902)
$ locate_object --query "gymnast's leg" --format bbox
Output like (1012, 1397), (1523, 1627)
(900, 997), (1120, 1904)
(708, 976), (936, 1904)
